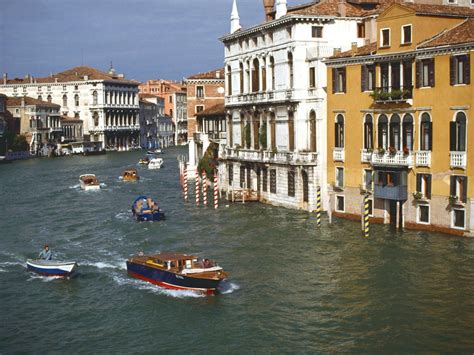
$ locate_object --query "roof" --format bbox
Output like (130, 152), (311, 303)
(196, 103), (225, 117)
(418, 18), (474, 48)
(187, 68), (225, 80)
(61, 116), (83, 123)
(137, 253), (198, 261)
(6, 96), (60, 108)
(5, 66), (138, 85)
(331, 42), (377, 58)
(287, 0), (369, 17)
(401, 3), (474, 17)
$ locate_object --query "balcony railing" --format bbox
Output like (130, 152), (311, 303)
(224, 148), (318, 165)
(450, 151), (466, 169)
(225, 89), (296, 105)
(333, 147), (344, 162)
(370, 86), (413, 103)
(415, 150), (431, 167)
(361, 149), (372, 163)
(372, 150), (413, 167)
(374, 184), (408, 201)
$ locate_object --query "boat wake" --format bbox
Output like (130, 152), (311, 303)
(0, 260), (26, 269)
(82, 260), (127, 271)
(115, 211), (131, 221)
(69, 184), (80, 189)
(218, 281), (240, 294)
(27, 274), (66, 282)
(112, 274), (205, 298)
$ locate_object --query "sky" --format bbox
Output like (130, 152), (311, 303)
(0, 0), (303, 82)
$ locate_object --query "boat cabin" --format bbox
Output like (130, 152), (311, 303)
(123, 169), (139, 181)
(144, 253), (215, 271)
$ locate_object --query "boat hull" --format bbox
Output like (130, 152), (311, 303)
(126, 261), (221, 294)
(132, 209), (165, 221)
(26, 260), (77, 277)
(80, 183), (101, 191)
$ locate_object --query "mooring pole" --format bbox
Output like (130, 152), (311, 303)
(202, 170), (207, 206)
(363, 194), (370, 238)
(316, 185), (321, 227)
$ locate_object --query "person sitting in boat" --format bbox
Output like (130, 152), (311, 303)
(203, 258), (213, 268)
(38, 245), (52, 260)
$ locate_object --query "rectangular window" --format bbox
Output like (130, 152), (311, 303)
(195, 105), (204, 113)
(270, 169), (277, 193)
(402, 25), (412, 44)
(288, 170), (295, 197)
(336, 167), (344, 188)
(312, 26), (323, 38)
(357, 23), (365, 38)
(287, 27), (292, 39)
(336, 195), (345, 212)
(450, 175), (468, 203)
(416, 58), (435, 88)
(262, 168), (268, 192)
(452, 208), (466, 229)
(418, 205), (430, 224)
(364, 169), (373, 191)
(450, 55), (470, 85)
(309, 67), (316, 88)
(367, 199), (373, 216)
(332, 67), (346, 93)
(240, 166), (245, 188)
(361, 65), (375, 91)
(381, 28), (390, 47)
(196, 86), (204, 98)
(228, 164), (233, 186)
(169, 96), (173, 103)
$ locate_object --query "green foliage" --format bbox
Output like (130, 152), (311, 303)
(197, 142), (218, 179)
(244, 123), (251, 149)
(259, 122), (267, 149)
(0, 133), (28, 155)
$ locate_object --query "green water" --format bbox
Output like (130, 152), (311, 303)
(1, 147), (474, 353)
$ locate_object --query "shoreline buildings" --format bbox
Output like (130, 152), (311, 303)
(326, 4), (474, 235)
(0, 66), (140, 151)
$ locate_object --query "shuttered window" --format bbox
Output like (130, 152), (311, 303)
(270, 169), (277, 193)
(450, 55), (470, 85)
(416, 173), (432, 199)
(332, 67), (346, 93)
(361, 65), (375, 92)
(415, 58), (435, 88)
(262, 168), (268, 192)
(240, 166), (245, 188)
(228, 164), (233, 186)
(450, 175), (468, 203)
(288, 170), (295, 197)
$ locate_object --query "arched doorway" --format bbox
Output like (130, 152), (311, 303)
(302, 170), (309, 203)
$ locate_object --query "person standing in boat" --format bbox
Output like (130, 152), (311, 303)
(38, 245), (52, 260)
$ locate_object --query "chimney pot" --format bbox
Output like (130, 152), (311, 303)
(263, 0), (275, 21)
(3, 73), (7, 85)
(333, 48), (342, 55)
(351, 42), (358, 55)
(338, 0), (346, 17)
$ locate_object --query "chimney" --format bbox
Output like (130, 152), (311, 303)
(2, 73), (7, 85)
(83, 75), (89, 80)
(333, 48), (342, 56)
(351, 42), (358, 56)
(338, 0), (346, 17)
(263, 0), (275, 21)
(55, 78), (58, 83)
(216, 71), (221, 79)
(275, 0), (287, 19)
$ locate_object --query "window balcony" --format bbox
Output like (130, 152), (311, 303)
(333, 147), (344, 162)
(361, 149), (372, 163)
(225, 148), (318, 166)
(374, 184), (407, 201)
(371, 150), (413, 167)
(450, 151), (466, 169)
(415, 150), (431, 167)
(370, 86), (413, 103)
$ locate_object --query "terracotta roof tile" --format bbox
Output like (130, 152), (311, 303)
(6, 96), (60, 108)
(196, 103), (225, 117)
(187, 68), (225, 80)
(330, 42), (377, 58)
(418, 18), (474, 48)
(402, 3), (474, 17)
(287, 0), (368, 17)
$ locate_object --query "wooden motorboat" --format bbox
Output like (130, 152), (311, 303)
(26, 259), (77, 277)
(138, 157), (150, 165)
(131, 195), (165, 221)
(147, 149), (162, 155)
(123, 168), (139, 182)
(148, 157), (163, 170)
(127, 253), (227, 294)
(79, 174), (100, 190)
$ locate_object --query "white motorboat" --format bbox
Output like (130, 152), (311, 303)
(79, 174), (101, 190)
(148, 158), (164, 170)
(26, 259), (77, 277)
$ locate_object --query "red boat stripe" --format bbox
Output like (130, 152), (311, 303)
(128, 271), (216, 294)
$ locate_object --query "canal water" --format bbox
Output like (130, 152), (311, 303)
(1, 147), (474, 353)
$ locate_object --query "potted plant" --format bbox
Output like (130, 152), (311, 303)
(449, 195), (459, 204)
(413, 191), (422, 200)
(403, 145), (409, 155)
(388, 146), (397, 155)
(376, 146), (385, 155)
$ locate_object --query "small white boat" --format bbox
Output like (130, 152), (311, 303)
(79, 174), (101, 190)
(148, 158), (164, 170)
(26, 259), (77, 277)
(147, 149), (162, 155)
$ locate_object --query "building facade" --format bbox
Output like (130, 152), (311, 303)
(326, 3), (474, 235)
(220, 0), (381, 211)
(186, 68), (225, 175)
(0, 66), (140, 151)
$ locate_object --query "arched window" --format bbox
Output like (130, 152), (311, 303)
(389, 114), (401, 150)
(288, 111), (294, 151)
(93, 112), (99, 126)
(246, 60), (251, 93)
(47, 95), (52, 103)
(226, 65), (232, 96)
(288, 52), (293, 89)
(270, 112), (276, 150)
(309, 110), (316, 152)
(364, 114), (373, 150)
(450, 112), (467, 151)
(252, 58), (259, 92)
(74, 94), (79, 107)
(92, 91), (98, 105)
(38, 95), (42, 101)
(335, 114), (344, 148)
(402, 114), (414, 151)
(378, 114), (388, 149)
(62, 95), (67, 107)
(420, 113), (432, 151)
(239, 62), (244, 94)
(270, 57), (275, 91)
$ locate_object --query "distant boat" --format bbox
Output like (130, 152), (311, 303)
(138, 157), (150, 165)
(126, 253), (227, 295)
(148, 158), (164, 170)
(123, 168), (139, 182)
(79, 174), (101, 191)
(131, 195), (165, 221)
(26, 259), (77, 277)
(147, 149), (162, 155)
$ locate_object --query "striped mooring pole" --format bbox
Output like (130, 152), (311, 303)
(363, 194), (370, 238)
(183, 163), (188, 201)
(202, 170), (207, 206)
(213, 170), (218, 209)
(316, 186), (321, 227)
(195, 170), (200, 206)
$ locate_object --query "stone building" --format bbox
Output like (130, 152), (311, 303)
(0, 65), (140, 151)
(185, 68), (225, 176)
(325, 3), (474, 235)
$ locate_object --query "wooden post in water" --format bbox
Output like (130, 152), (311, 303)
(202, 170), (207, 206)
(363, 194), (370, 238)
(214, 170), (218, 209)
(183, 163), (188, 201)
(195, 170), (200, 206)
(316, 186), (321, 227)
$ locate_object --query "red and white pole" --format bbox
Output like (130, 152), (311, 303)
(183, 163), (188, 201)
(214, 169), (218, 209)
(195, 170), (200, 206)
(202, 170), (207, 206)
